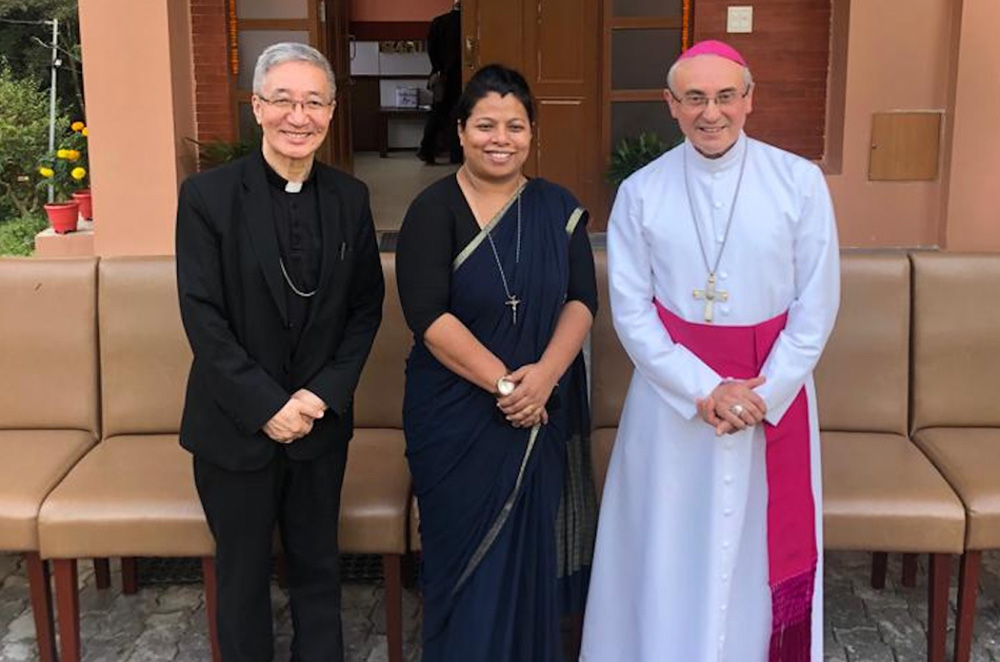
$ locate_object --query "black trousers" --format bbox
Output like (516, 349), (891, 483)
(195, 443), (349, 662)
(419, 89), (462, 163)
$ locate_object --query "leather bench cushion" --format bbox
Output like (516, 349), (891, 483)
(340, 428), (410, 554)
(912, 253), (1000, 429)
(0, 430), (95, 551)
(814, 253), (910, 434)
(354, 254), (407, 429)
(913, 427), (1000, 550)
(38, 434), (213, 559)
(592, 427), (617, 504)
(591, 253), (633, 429)
(0, 257), (99, 433)
(99, 257), (190, 437)
(823, 431), (965, 553)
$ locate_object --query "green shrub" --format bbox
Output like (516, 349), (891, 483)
(0, 212), (47, 256)
(0, 61), (66, 216)
(605, 131), (671, 186)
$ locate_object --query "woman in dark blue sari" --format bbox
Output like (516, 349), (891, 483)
(396, 65), (597, 661)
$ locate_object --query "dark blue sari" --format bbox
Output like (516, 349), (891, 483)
(404, 179), (593, 661)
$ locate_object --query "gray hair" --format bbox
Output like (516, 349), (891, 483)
(666, 58), (754, 94)
(252, 42), (337, 98)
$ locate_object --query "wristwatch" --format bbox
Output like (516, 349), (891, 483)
(496, 376), (515, 397)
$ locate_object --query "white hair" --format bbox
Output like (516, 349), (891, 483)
(666, 58), (754, 93)
(252, 42), (336, 97)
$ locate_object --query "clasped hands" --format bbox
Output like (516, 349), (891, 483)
(263, 389), (327, 444)
(496, 363), (557, 429)
(696, 376), (767, 437)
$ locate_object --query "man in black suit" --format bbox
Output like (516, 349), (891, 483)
(418, 0), (462, 165)
(175, 42), (384, 662)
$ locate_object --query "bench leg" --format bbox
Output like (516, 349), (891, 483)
(202, 556), (222, 662)
(93, 557), (111, 590)
(901, 553), (918, 588)
(23, 553), (57, 662)
(955, 550), (982, 662)
(927, 553), (951, 662)
(383, 554), (403, 662)
(871, 551), (888, 589)
(53, 558), (81, 662)
(121, 556), (138, 594)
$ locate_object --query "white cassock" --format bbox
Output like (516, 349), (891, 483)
(580, 133), (839, 662)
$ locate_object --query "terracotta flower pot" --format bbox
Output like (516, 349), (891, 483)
(44, 201), (80, 234)
(72, 189), (93, 220)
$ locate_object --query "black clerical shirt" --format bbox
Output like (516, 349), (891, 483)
(264, 160), (323, 347)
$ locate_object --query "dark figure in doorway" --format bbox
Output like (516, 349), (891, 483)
(418, 0), (463, 165)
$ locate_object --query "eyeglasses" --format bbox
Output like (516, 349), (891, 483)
(667, 86), (751, 110)
(256, 95), (335, 113)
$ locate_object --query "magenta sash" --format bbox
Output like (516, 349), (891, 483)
(654, 300), (816, 662)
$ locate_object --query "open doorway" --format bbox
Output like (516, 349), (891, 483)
(344, 0), (461, 234)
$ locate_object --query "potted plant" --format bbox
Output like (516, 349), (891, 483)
(66, 121), (92, 220)
(36, 132), (88, 234)
(605, 131), (672, 186)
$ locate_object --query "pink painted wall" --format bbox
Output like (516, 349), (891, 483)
(351, 0), (453, 22)
(944, 0), (1000, 251)
(78, 0), (196, 256)
(824, 0), (956, 248)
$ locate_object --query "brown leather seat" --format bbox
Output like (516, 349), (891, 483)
(910, 252), (1000, 662)
(590, 251), (632, 502)
(36, 256), (210, 662)
(37, 434), (212, 558)
(0, 257), (100, 662)
(816, 253), (963, 662)
(345, 253), (411, 558)
(816, 253), (965, 554)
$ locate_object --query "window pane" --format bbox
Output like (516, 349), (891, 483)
(610, 101), (683, 153)
(612, 29), (681, 90)
(237, 30), (311, 90)
(237, 0), (308, 20)
(613, 0), (683, 18)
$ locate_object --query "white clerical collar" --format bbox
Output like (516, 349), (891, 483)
(684, 131), (748, 175)
(285, 181), (303, 193)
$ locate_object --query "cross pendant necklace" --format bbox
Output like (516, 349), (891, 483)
(683, 141), (749, 323)
(485, 191), (523, 325)
(505, 295), (522, 325)
(693, 273), (729, 323)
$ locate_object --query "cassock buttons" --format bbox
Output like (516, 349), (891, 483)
(724, 475), (733, 484)
(723, 541), (730, 549)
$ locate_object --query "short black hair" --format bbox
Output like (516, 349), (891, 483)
(455, 64), (535, 127)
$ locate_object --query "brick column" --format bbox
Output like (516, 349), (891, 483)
(191, 0), (236, 143)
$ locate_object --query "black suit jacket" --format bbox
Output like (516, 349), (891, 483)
(175, 151), (384, 471)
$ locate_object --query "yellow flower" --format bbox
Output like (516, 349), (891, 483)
(38, 167), (54, 178)
(56, 149), (69, 159)
(71, 121), (85, 132)
(71, 167), (87, 180)
(66, 150), (81, 161)
(81, 127), (88, 137)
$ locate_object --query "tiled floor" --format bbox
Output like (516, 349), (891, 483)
(2, 551), (1000, 661)
(354, 151), (458, 233)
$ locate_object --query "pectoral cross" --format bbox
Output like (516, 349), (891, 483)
(693, 273), (729, 323)
(506, 295), (522, 325)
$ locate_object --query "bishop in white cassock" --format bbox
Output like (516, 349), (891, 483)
(581, 41), (839, 662)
